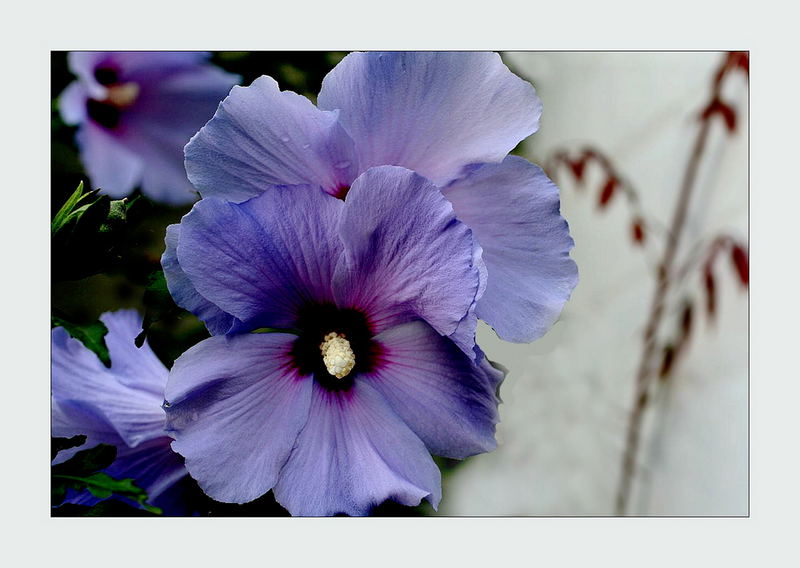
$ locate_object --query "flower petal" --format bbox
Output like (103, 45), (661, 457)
(367, 320), (499, 459)
(99, 310), (169, 395)
(164, 333), (313, 504)
(273, 380), (441, 516)
(76, 123), (143, 198)
(59, 438), (188, 515)
(334, 166), (483, 356)
(185, 75), (358, 202)
(51, 317), (167, 449)
(162, 224), (238, 335)
(175, 187), (344, 330)
(106, 438), (188, 504)
(318, 51), (542, 186)
(443, 157), (578, 342)
(58, 81), (88, 125)
(115, 64), (239, 205)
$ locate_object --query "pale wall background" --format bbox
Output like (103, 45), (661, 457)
(442, 52), (748, 516)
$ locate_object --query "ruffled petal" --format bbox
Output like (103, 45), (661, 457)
(334, 166), (483, 356)
(58, 438), (188, 515)
(115, 64), (239, 205)
(175, 187), (344, 330)
(58, 81), (88, 125)
(51, 316), (167, 449)
(318, 51), (542, 186)
(76, 122), (143, 198)
(273, 380), (441, 516)
(107, 438), (188, 504)
(162, 224), (238, 335)
(66, 51), (108, 98)
(99, 310), (169, 395)
(185, 75), (358, 202)
(367, 320), (499, 459)
(443, 157), (578, 342)
(164, 333), (313, 504)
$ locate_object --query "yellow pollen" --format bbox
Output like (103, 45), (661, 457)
(319, 332), (355, 379)
(106, 82), (140, 108)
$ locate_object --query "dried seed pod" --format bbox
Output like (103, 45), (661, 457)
(731, 244), (749, 286)
(598, 177), (618, 208)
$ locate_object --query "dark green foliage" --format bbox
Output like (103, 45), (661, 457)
(51, 443), (161, 515)
(51, 500), (159, 517)
(51, 315), (111, 367)
(135, 269), (179, 348)
(52, 182), (135, 281)
(51, 435), (87, 461)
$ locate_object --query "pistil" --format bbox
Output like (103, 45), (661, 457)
(319, 332), (356, 379)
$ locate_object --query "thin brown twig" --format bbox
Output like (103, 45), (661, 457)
(614, 52), (746, 515)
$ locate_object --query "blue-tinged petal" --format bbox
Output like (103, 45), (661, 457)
(99, 310), (169, 395)
(58, 438), (189, 515)
(66, 51), (238, 204)
(334, 166), (483, 356)
(106, 438), (188, 505)
(115, 64), (239, 205)
(446, 240), (487, 355)
(164, 333), (313, 504)
(51, 324), (166, 448)
(76, 123), (143, 198)
(66, 52), (109, 98)
(162, 224), (238, 335)
(185, 75), (358, 202)
(273, 380), (441, 516)
(175, 187), (344, 330)
(58, 81), (88, 125)
(367, 320), (499, 459)
(443, 156), (578, 342)
(318, 51), (542, 187)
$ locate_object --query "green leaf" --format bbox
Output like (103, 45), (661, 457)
(51, 435), (87, 461)
(51, 444), (163, 515)
(51, 181), (106, 235)
(52, 316), (111, 367)
(51, 183), (134, 281)
(51, 181), (86, 234)
(52, 473), (162, 515)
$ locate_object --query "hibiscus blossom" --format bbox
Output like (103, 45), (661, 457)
(185, 51), (577, 342)
(162, 167), (502, 515)
(59, 51), (238, 205)
(51, 310), (188, 513)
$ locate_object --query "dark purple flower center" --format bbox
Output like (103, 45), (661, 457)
(87, 99), (122, 129)
(289, 303), (381, 391)
(86, 66), (139, 131)
(94, 66), (119, 86)
(332, 184), (351, 200)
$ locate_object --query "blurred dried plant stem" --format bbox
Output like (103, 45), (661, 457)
(614, 52), (748, 515)
(541, 51), (748, 514)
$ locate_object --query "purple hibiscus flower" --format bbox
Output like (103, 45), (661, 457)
(185, 51), (577, 343)
(162, 166), (503, 516)
(59, 51), (239, 205)
(52, 310), (188, 514)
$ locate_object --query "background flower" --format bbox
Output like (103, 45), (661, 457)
(51, 309), (188, 514)
(59, 51), (239, 205)
(162, 167), (502, 515)
(185, 51), (577, 344)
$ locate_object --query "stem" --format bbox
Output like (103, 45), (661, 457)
(614, 56), (725, 515)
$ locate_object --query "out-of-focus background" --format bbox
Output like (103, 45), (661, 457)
(50, 51), (748, 516)
(442, 52), (748, 516)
